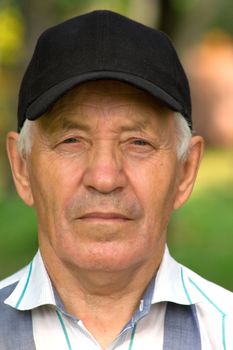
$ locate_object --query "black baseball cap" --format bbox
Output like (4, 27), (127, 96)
(17, 10), (192, 131)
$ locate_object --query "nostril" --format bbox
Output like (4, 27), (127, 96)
(84, 168), (125, 194)
(83, 164), (126, 194)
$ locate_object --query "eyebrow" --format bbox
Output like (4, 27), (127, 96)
(60, 118), (91, 132)
(119, 120), (150, 133)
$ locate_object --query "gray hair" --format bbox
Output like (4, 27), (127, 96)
(174, 112), (192, 161)
(17, 112), (192, 160)
(17, 119), (34, 157)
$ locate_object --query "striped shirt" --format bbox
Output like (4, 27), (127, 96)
(1, 246), (233, 349)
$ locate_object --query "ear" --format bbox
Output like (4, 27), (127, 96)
(173, 136), (204, 209)
(6, 131), (34, 206)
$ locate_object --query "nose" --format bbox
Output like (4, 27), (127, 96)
(83, 143), (127, 194)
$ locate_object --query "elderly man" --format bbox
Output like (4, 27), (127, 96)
(0, 10), (232, 350)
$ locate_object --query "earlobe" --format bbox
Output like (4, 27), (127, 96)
(173, 136), (204, 209)
(6, 131), (34, 207)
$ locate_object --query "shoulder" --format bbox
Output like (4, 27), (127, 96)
(0, 266), (28, 307)
(0, 269), (34, 347)
(0, 266), (27, 291)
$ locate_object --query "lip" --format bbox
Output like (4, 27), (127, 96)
(78, 212), (131, 221)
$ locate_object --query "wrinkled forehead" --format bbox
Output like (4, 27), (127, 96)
(37, 80), (174, 131)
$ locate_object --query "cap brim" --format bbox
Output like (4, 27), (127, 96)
(26, 71), (183, 120)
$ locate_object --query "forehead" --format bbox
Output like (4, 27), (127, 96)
(39, 80), (173, 130)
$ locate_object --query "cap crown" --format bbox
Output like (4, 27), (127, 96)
(18, 10), (191, 130)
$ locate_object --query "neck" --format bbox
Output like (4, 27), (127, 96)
(40, 245), (164, 349)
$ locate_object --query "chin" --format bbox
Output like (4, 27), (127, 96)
(64, 241), (145, 272)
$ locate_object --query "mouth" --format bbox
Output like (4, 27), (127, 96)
(78, 212), (131, 222)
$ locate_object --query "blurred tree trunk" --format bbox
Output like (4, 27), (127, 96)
(20, 0), (58, 64)
(2, 0), (59, 194)
(158, 0), (180, 39)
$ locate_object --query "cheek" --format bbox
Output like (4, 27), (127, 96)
(28, 156), (84, 227)
(127, 158), (178, 225)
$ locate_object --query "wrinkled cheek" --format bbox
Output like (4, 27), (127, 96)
(32, 182), (63, 241)
(143, 204), (169, 241)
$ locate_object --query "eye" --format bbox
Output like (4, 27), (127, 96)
(63, 137), (80, 144)
(122, 137), (155, 156)
(132, 139), (149, 146)
(55, 135), (88, 155)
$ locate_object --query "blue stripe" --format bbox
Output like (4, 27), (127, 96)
(222, 314), (226, 350)
(15, 261), (33, 308)
(188, 278), (225, 315)
(180, 267), (192, 304)
(189, 277), (226, 350)
(56, 310), (73, 350)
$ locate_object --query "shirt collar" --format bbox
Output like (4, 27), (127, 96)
(5, 246), (201, 312)
(151, 246), (202, 305)
(5, 251), (56, 310)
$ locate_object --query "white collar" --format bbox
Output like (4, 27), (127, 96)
(5, 246), (202, 311)
(151, 246), (201, 305)
(5, 251), (56, 310)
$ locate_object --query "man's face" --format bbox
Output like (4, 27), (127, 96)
(15, 81), (188, 272)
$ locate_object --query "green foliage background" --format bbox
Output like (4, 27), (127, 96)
(169, 150), (233, 290)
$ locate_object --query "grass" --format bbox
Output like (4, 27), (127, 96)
(0, 149), (233, 291)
